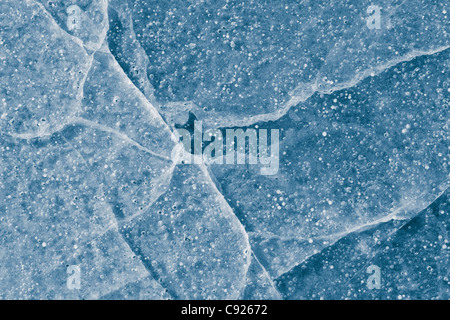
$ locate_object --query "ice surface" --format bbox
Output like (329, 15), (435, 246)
(109, 0), (449, 128)
(276, 190), (449, 300)
(0, 0), (90, 138)
(0, 0), (448, 299)
(210, 49), (449, 278)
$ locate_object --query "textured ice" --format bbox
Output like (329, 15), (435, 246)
(108, 0), (449, 127)
(210, 49), (449, 279)
(276, 190), (449, 300)
(0, 0), (448, 300)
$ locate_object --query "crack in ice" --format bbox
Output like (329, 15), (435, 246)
(273, 186), (450, 282)
(211, 45), (450, 128)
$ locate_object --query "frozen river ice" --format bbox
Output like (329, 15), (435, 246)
(0, 0), (448, 299)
